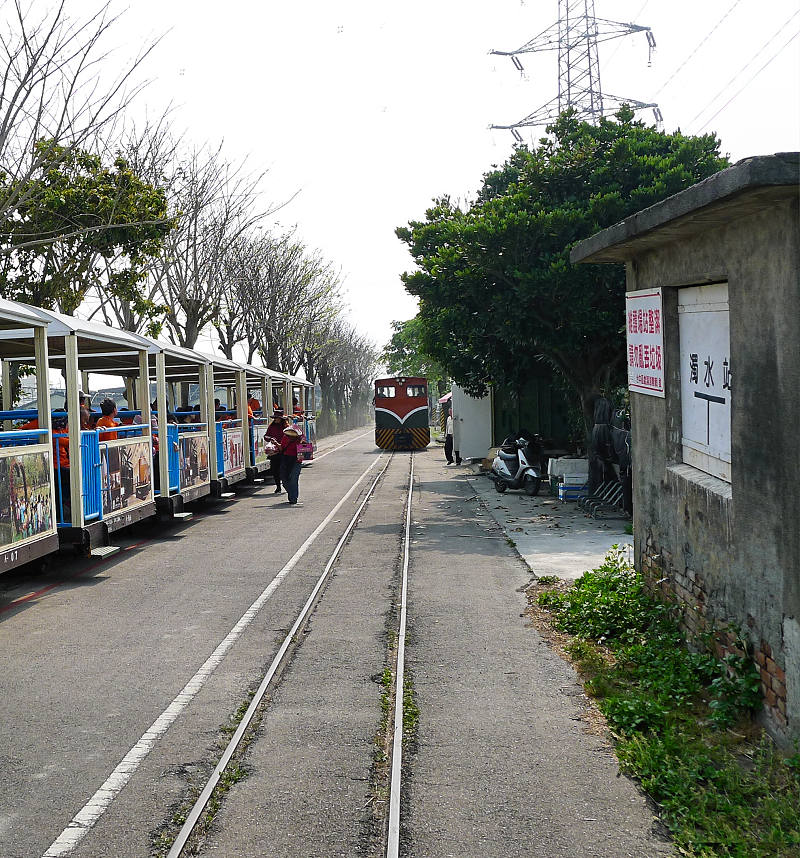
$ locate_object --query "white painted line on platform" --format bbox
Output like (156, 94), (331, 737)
(42, 452), (385, 858)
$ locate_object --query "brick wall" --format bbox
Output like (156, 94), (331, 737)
(641, 538), (787, 730)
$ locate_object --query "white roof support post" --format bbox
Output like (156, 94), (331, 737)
(197, 359), (209, 424)
(64, 333), (83, 528)
(34, 325), (57, 529)
(156, 351), (170, 496)
(237, 368), (251, 469)
(124, 377), (135, 408)
(137, 350), (153, 467)
(260, 377), (268, 416)
(2, 360), (11, 429)
(206, 364), (219, 480)
(284, 381), (291, 413)
(81, 371), (90, 398)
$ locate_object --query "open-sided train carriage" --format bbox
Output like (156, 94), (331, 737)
(374, 376), (430, 451)
(1, 304), (158, 556)
(0, 293), (318, 568)
(0, 300), (60, 570)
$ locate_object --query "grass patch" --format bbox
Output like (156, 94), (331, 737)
(535, 546), (800, 858)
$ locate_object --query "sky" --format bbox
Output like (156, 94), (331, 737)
(69, 0), (800, 356)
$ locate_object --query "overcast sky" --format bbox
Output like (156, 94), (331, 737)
(76, 0), (800, 355)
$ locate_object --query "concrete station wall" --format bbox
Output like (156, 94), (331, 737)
(627, 195), (800, 741)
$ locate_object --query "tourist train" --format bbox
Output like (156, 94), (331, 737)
(373, 376), (430, 451)
(0, 297), (315, 568)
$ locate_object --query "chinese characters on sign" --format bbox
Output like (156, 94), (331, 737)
(678, 282), (731, 482)
(625, 289), (665, 397)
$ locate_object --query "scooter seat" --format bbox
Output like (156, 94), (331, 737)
(498, 451), (518, 462)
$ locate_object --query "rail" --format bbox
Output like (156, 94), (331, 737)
(165, 452), (394, 858)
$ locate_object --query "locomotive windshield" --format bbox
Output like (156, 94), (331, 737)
(406, 385), (426, 397)
(375, 385), (396, 398)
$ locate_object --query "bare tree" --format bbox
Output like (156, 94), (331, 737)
(238, 232), (342, 373)
(150, 144), (268, 349)
(311, 315), (379, 434)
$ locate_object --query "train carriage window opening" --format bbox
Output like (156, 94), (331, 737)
(376, 385), (396, 398)
(406, 385), (426, 398)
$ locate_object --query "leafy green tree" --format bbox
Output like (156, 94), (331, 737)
(1, 140), (173, 325)
(382, 317), (449, 396)
(397, 108), (728, 425)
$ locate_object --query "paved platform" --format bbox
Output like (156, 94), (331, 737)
(447, 462), (632, 580)
(405, 452), (670, 857)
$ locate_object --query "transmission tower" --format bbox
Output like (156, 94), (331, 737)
(490, 0), (661, 141)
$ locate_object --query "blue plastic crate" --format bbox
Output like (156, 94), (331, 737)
(558, 483), (587, 502)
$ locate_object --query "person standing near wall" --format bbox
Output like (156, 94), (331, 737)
(444, 408), (454, 465)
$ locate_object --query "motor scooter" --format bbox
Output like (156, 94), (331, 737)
(490, 434), (544, 495)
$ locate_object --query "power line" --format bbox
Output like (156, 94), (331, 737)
(699, 27), (800, 131)
(689, 8), (800, 127)
(655, 0), (745, 96)
(605, 0), (652, 69)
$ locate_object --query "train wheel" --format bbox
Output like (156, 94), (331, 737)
(524, 476), (541, 496)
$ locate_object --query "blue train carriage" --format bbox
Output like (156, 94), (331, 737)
(0, 300), (60, 570)
(133, 337), (213, 518)
(4, 306), (158, 556)
(203, 354), (250, 496)
(374, 376), (430, 450)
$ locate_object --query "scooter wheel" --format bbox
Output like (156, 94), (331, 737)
(494, 480), (507, 493)
(524, 476), (541, 496)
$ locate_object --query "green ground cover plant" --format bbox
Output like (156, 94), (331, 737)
(536, 547), (800, 858)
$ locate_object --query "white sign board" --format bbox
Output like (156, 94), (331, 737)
(678, 283), (731, 482)
(626, 288), (665, 397)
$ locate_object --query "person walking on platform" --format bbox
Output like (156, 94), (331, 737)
(266, 408), (286, 493)
(280, 424), (304, 506)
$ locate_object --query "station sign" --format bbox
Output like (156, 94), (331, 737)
(678, 282), (731, 482)
(625, 288), (665, 397)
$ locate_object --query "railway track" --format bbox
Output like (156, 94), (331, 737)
(163, 451), (416, 858)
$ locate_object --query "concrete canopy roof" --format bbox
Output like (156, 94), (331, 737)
(570, 152), (799, 265)
(0, 303), (150, 374)
(124, 334), (211, 384)
(0, 298), (51, 331)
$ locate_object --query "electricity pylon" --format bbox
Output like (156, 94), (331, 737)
(490, 0), (661, 141)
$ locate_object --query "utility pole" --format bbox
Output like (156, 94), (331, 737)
(491, 0), (660, 141)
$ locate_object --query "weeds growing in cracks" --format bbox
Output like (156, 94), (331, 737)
(535, 546), (800, 858)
